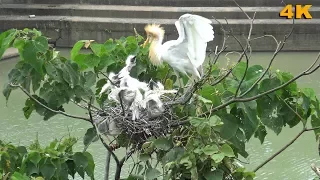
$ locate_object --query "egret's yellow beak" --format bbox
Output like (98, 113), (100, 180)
(143, 37), (149, 48)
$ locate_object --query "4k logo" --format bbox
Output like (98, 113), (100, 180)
(279, 4), (312, 19)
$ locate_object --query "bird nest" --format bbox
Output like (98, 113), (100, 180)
(93, 100), (180, 145)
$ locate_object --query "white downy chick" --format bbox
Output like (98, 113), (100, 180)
(142, 80), (177, 118)
(99, 72), (118, 96)
(99, 55), (137, 97)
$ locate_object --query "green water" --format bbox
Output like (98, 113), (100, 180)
(1, 49), (320, 179)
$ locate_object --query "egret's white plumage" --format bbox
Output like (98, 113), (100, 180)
(143, 14), (214, 83)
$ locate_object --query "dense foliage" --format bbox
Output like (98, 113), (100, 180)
(1, 27), (320, 180)
(0, 136), (94, 180)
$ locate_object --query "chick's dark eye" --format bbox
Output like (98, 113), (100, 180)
(131, 56), (136, 62)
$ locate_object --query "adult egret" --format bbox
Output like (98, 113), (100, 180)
(143, 14), (214, 87)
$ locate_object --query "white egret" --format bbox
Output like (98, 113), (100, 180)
(143, 14), (214, 87)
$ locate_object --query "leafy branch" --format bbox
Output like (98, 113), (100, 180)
(9, 83), (91, 122)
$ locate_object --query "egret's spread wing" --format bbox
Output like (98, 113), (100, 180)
(178, 14), (214, 68)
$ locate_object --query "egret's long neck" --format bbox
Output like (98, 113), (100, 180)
(149, 35), (164, 66)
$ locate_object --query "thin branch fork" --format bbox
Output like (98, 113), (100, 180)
(9, 83), (91, 122)
(253, 126), (320, 172)
(201, 52), (320, 117)
(253, 92), (320, 172)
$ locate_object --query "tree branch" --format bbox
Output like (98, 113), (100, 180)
(115, 148), (135, 180)
(9, 83), (91, 122)
(202, 54), (320, 116)
(87, 100), (121, 167)
(104, 151), (111, 180)
(253, 126), (320, 172)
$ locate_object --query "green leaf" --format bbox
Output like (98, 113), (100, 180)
(189, 117), (205, 127)
(73, 152), (88, 169)
(208, 115), (223, 127)
(71, 41), (85, 60)
(66, 160), (76, 179)
(13, 38), (26, 50)
(139, 153), (151, 162)
(96, 54), (115, 71)
(84, 152), (95, 180)
(220, 144), (235, 157)
(145, 168), (161, 180)
(23, 98), (35, 119)
(229, 129), (248, 158)
(162, 147), (184, 164)
(84, 71), (96, 88)
(259, 77), (281, 98)
(197, 95), (212, 104)
(238, 102), (259, 140)
(211, 153), (225, 163)
(3, 83), (14, 103)
(22, 42), (42, 75)
(10, 172), (30, 180)
(142, 142), (154, 154)
(83, 127), (98, 148)
(104, 39), (116, 52)
(254, 125), (267, 144)
(311, 115), (320, 140)
(258, 96), (283, 135)
(197, 123), (211, 137)
(164, 79), (173, 90)
(90, 42), (104, 56)
(25, 161), (39, 176)
(34, 36), (49, 52)
(302, 88), (317, 102)
(0, 29), (18, 59)
(127, 174), (144, 180)
(202, 144), (219, 156)
(40, 163), (56, 179)
(220, 114), (240, 140)
(28, 151), (41, 165)
(199, 84), (215, 102)
(191, 166), (199, 180)
(204, 169), (224, 180)
(61, 61), (80, 88)
(179, 155), (192, 169)
(153, 137), (173, 151)
(232, 62), (247, 80)
(276, 71), (297, 94)
(83, 54), (101, 68)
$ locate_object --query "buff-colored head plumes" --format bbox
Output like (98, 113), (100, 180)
(144, 24), (165, 39)
(143, 24), (165, 66)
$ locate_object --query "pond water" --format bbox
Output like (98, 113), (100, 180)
(1, 49), (320, 180)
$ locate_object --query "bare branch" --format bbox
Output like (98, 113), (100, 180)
(10, 83), (91, 122)
(253, 126), (320, 172)
(87, 99), (121, 167)
(202, 54), (320, 116)
(239, 19), (295, 98)
(81, 98), (102, 111)
(232, 0), (251, 19)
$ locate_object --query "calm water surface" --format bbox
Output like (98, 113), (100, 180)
(1, 49), (320, 179)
